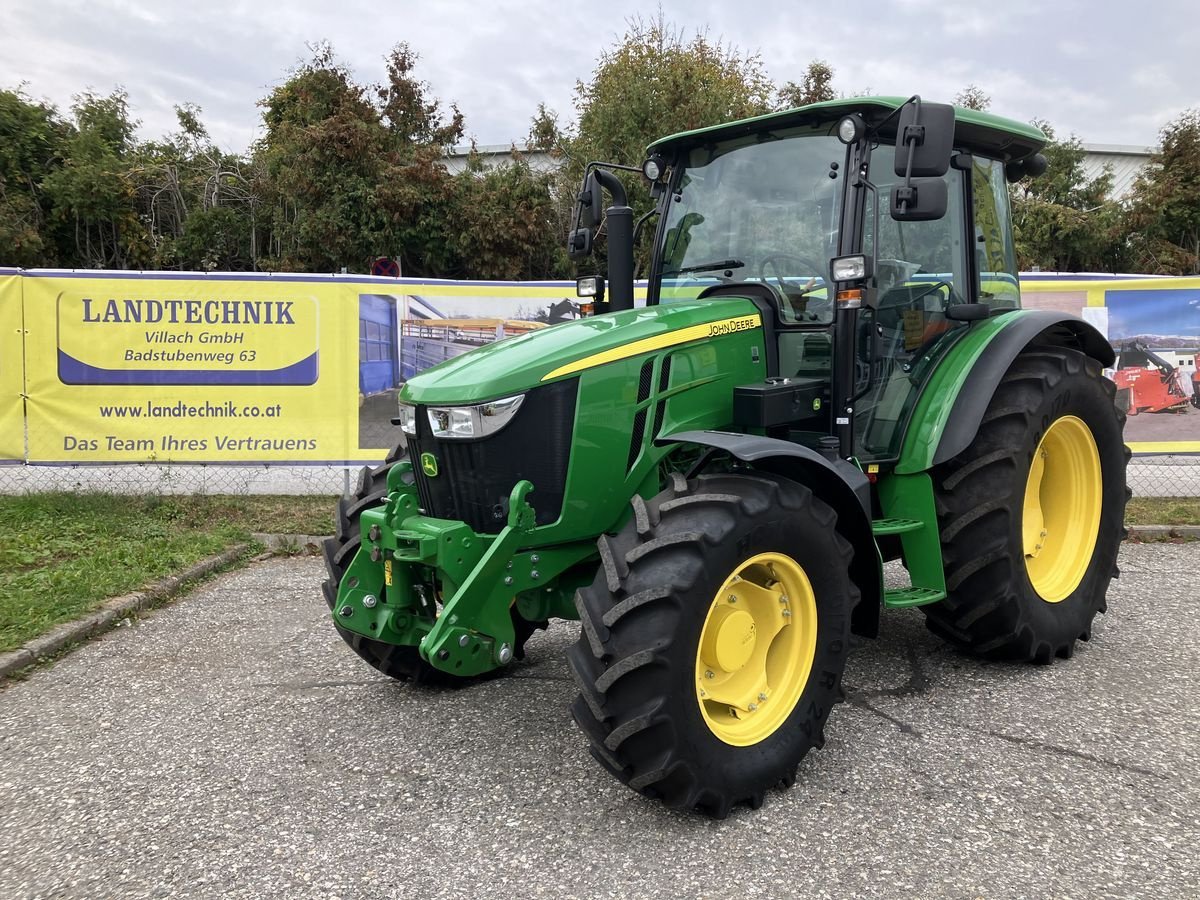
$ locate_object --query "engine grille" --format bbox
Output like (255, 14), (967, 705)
(405, 380), (578, 534)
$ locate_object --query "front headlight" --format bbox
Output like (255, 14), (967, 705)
(396, 402), (418, 435)
(427, 394), (525, 439)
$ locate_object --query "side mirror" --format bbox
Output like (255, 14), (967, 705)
(894, 102), (956, 178)
(578, 171), (604, 229)
(890, 178), (948, 221)
(567, 227), (593, 261)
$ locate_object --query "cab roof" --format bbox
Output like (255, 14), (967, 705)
(647, 96), (1047, 163)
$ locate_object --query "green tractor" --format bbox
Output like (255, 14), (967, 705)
(324, 96), (1128, 817)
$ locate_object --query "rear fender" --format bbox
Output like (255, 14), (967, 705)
(662, 429), (882, 638)
(897, 310), (1114, 475)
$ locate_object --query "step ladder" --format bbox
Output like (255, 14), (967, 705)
(872, 474), (947, 608)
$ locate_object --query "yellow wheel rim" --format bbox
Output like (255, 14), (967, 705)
(695, 552), (818, 746)
(1022, 415), (1102, 603)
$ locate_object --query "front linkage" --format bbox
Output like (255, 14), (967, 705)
(333, 461), (584, 676)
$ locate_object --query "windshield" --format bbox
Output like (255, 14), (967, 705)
(655, 125), (845, 324)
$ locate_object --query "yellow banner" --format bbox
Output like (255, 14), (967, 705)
(24, 274), (355, 463)
(8, 270), (1200, 464)
(0, 271), (24, 461)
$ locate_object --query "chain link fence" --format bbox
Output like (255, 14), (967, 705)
(0, 463), (351, 497)
(1, 454), (1197, 500)
(1124, 455), (1200, 498)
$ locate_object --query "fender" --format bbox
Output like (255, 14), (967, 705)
(896, 310), (1114, 475)
(662, 429), (882, 638)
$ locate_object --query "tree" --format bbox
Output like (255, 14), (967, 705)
(41, 90), (152, 268)
(130, 104), (261, 271)
(0, 87), (72, 266)
(777, 61), (836, 110)
(954, 85), (991, 111)
(1010, 121), (1122, 272)
(255, 44), (393, 272)
(451, 154), (565, 280)
(1124, 109), (1200, 274)
(564, 14), (775, 272)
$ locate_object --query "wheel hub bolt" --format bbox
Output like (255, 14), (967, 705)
(705, 670), (715, 679)
(782, 610), (791, 618)
(362, 595), (377, 608)
(758, 692), (767, 702)
(727, 594), (738, 604)
(748, 703), (758, 712)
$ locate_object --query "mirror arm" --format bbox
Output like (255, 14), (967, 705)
(865, 94), (921, 141)
(896, 96), (923, 216)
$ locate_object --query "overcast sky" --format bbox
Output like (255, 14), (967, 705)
(2, 0), (1197, 155)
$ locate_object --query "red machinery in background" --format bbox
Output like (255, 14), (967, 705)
(1192, 353), (1200, 410)
(1113, 341), (1191, 415)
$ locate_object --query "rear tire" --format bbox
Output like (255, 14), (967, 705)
(568, 471), (855, 817)
(924, 348), (1129, 662)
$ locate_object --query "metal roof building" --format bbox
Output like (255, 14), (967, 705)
(1080, 143), (1154, 200)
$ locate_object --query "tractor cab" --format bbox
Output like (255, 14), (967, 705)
(574, 97), (1044, 462)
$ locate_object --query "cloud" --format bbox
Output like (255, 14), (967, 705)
(0, 0), (1194, 152)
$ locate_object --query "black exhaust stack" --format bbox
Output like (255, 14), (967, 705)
(591, 169), (635, 312)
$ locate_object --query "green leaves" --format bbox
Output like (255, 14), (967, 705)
(1010, 123), (1124, 272)
(1125, 109), (1200, 274)
(1012, 111), (1200, 275)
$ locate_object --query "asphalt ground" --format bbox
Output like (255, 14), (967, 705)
(1, 545), (1197, 899)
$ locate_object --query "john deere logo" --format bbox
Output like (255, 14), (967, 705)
(420, 452), (439, 477)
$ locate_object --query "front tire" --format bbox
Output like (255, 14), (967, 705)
(568, 471), (856, 817)
(924, 348), (1129, 662)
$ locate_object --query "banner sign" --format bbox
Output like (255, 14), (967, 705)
(56, 290), (320, 386)
(23, 274), (352, 464)
(20, 272), (594, 465)
(1021, 276), (1200, 454)
(0, 270), (23, 462)
(1, 269), (1197, 465)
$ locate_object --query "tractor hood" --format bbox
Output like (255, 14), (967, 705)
(400, 298), (761, 404)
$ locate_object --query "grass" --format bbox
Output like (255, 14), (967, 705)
(0, 493), (336, 653)
(1125, 496), (1200, 527)
(1, 490), (1194, 655)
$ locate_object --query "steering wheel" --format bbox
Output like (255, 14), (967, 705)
(758, 253), (828, 320)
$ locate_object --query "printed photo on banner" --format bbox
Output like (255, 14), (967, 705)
(356, 290), (581, 450)
(1106, 288), (1200, 447)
